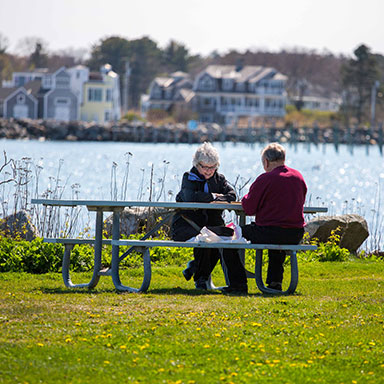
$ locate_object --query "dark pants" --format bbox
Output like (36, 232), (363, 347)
(172, 219), (247, 288)
(193, 247), (247, 288)
(241, 224), (304, 284)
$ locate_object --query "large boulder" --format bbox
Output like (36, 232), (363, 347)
(305, 214), (369, 253)
(0, 210), (39, 241)
(104, 207), (171, 237)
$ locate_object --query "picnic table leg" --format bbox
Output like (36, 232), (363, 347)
(111, 209), (152, 292)
(61, 209), (102, 289)
(255, 250), (298, 295)
(237, 212), (256, 279)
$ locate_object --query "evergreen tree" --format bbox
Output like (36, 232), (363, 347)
(163, 40), (190, 72)
(29, 42), (48, 69)
(88, 36), (162, 108)
(341, 44), (379, 123)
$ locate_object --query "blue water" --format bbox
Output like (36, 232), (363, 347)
(1, 139), (383, 248)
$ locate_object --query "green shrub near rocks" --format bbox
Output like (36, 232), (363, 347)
(0, 235), (193, 274)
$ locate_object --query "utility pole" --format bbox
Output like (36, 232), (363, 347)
(122, 59), (131, 115)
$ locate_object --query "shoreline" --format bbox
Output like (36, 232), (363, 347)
(0, 118), (383, 147)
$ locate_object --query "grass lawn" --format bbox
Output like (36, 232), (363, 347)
(0, 260), (383, 384)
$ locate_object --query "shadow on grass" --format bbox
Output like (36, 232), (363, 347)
(146, 287), (265, 297)
(39, 287), (118, 295)
(38, 286), (302, 298)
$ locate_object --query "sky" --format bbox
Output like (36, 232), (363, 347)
(1, 0), (384, 58)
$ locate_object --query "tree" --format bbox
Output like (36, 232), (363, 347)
(163, 40), (190, 72)
(88, 36), (162, 108)
(29, 42), (48, 68)
(341, 44), (380, 123)
(0, 33), (9, 54)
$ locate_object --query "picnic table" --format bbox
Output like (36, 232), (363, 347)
(31, 199), (327, 295)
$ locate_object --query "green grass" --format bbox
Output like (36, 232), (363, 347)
(1, 260), (383, 384)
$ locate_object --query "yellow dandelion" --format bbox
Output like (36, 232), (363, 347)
(251, 322), (262, 327)
(120, 345), (127, 350)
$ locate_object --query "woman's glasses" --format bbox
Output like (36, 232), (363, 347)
(198, 163), (217, 171)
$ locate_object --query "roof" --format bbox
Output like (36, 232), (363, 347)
(177, 89), (195, 103)
(154, 77), (175, 88)
(171, 71), (189, 79)
(0, 85), (39, 102)
(23, 79), (42, 96)
(0, 87), (18, 101)
(203, 65), (287, 83)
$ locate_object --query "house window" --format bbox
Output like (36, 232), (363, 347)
(88, 88), (103, 102)
(246, 98), (259, 107)
(43, 75), (52, 89)
(236, 82), (245, 92)
(222, 79), (233, 91)
(55, 97), (70, 106)
(150, 83), (163, 99)
(106, 89), (113, 102)
(165, 89), (172, 99)
(16, 94), (26, 104)
(199, 75), (214, 91)
(201, 97), (214, 107)
(56, 76), (70, 89)
(14, 76), (26, 87)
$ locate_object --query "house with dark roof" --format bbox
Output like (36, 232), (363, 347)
(142, 71), (195, 116)
(2, 67), (78, 121)
(193, 64), (287, 123)
(0, 86), (38, 119)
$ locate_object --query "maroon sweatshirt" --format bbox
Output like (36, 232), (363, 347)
(241, 165), (307, 228)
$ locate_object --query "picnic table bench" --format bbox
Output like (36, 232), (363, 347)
(31, 199), (327, 295)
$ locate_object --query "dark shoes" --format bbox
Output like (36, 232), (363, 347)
(267, 282), (282, 291)
(182, 260), (196, 281)
(194, 278), (209, 290)
(221, 285), (248, 295)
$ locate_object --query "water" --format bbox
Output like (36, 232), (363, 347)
(1, 139), (383, 249)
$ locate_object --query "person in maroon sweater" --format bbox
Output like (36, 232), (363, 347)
(240, 143), (307, 291)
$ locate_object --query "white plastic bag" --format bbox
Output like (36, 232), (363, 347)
(187, 224), (249, 244)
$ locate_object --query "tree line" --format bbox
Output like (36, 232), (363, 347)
(0, 32), (383, 124)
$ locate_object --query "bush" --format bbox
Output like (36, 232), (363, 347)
(0, 237), (64, 273)
(0, 232), (193, 274)
(299, 228), (350, 262)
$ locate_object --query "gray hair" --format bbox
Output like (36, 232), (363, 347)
(261, 142), (286, 162)
(193, 142), (220, 167)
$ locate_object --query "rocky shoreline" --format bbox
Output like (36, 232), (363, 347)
(0, 118), (383, 145)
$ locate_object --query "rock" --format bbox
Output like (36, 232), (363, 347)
(305, 214), (369, 253)
(104, 207), (171, 237)
(0, 210), (39, 241)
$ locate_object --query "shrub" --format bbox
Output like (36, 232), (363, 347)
(299, 228), (350, 262)
(0, 237), (64, 273)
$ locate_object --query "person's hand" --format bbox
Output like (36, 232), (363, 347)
(212, 193), (224, 200)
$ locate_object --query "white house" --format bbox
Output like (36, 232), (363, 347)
(193, 64), (287, 124)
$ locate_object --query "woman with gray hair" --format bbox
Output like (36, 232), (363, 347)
(171, 142), (247, 292)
